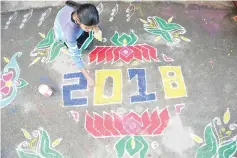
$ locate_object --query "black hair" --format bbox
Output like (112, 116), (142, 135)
(65, 1), (99, 26)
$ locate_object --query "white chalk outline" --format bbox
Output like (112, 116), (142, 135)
(229, 123), (237, 131)
(126, 3), (135, 22)
(127, 68), (157, 104)
(151, 141), (159, 149)
(84, 106), (171, 138)
(62, 72), (88, 107)
(173, 103), (185, 115)
(158, 66), (188, 99)
(96, 3), (103, 15)
(162, 54), (174, 62)
(16, 127), (64, 157)
(38, 8), (52, 27)
(70, 110), (80, 123)
(4, 11), (18, 30)
(212, 114), (237, 157)
(213, 116), (235, 145)
(19, 9), (33, 29)
(144, 16), (187, 45)
(109, 4), (119, 22)
(93, 69), (123, 106)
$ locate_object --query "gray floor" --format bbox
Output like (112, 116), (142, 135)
(1, 1), (237, 158)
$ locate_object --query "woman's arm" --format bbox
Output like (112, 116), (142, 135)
(64, 28), (95, 88)
(79, 67), (95, 87)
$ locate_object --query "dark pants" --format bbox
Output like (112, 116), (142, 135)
(64, 31), (90, 49)
(77, 31), (89, 48)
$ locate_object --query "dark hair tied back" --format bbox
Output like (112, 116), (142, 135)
(65, 1), (81, 8)
(65, 0), (99, 26)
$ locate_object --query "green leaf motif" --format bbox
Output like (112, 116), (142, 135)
(142, 16), (188, 44)
(47, 40), (65, 63)
(36, 28), (54, 49)
(115, 136), (148, 158)
(218, 140), (237, 158)
(16, 148), (41, 158)
(16, 78), (28, 89)
(144, 28), (173, 43)
(118, 34), (132, 46)
(115, 136), (130, 158)
(135, 136), (149, 158)
(154, 16), (183, 32)
(127, 30), (138, 45)
(196, 123), (218, 158)
(111, 31), (123, 46)
(39, 128), (64, 158)
(126, 137), (143, 156)
(110, 31), (138, 46)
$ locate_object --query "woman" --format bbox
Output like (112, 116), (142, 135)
(54, 1), (102, 87)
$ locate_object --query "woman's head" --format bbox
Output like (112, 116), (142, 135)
(66, 1), (99, 32)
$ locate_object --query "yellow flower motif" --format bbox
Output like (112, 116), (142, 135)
(5, 81), (12, 87)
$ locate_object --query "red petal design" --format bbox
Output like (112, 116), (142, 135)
(112, 47), (123, 63)
(103, 112), (120, 136)
(123, 111), (142, 123)
(153, 108), (170, 135)
(89, 47), (104, 63)
(175, 103), (185, 115)
(127, 45), (142, 61)
(120, 53), (133, 63)
(141, 110), (151, 132)
(0, 79), (6, 88)
(0, 86), (10, 95)
(141, 44), (159, 62)
(145, 108), (161, 135)
(85, 112), (102, 137)
(105, 46), (116, 63)
(2, 71), (14, 82)
(138, 44), (151, 61)
(123, 111), (142, 135)
(112, 112), (128, 135)
(97, 47), (111, 63)
(94, 113), (112, 136)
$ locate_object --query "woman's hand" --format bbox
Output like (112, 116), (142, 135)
(88, 78), (95, 87)
(93, 25), (100, 33)
(93, 26), (103, 41)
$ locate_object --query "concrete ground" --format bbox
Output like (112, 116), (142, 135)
(1, 1), (237, 158)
